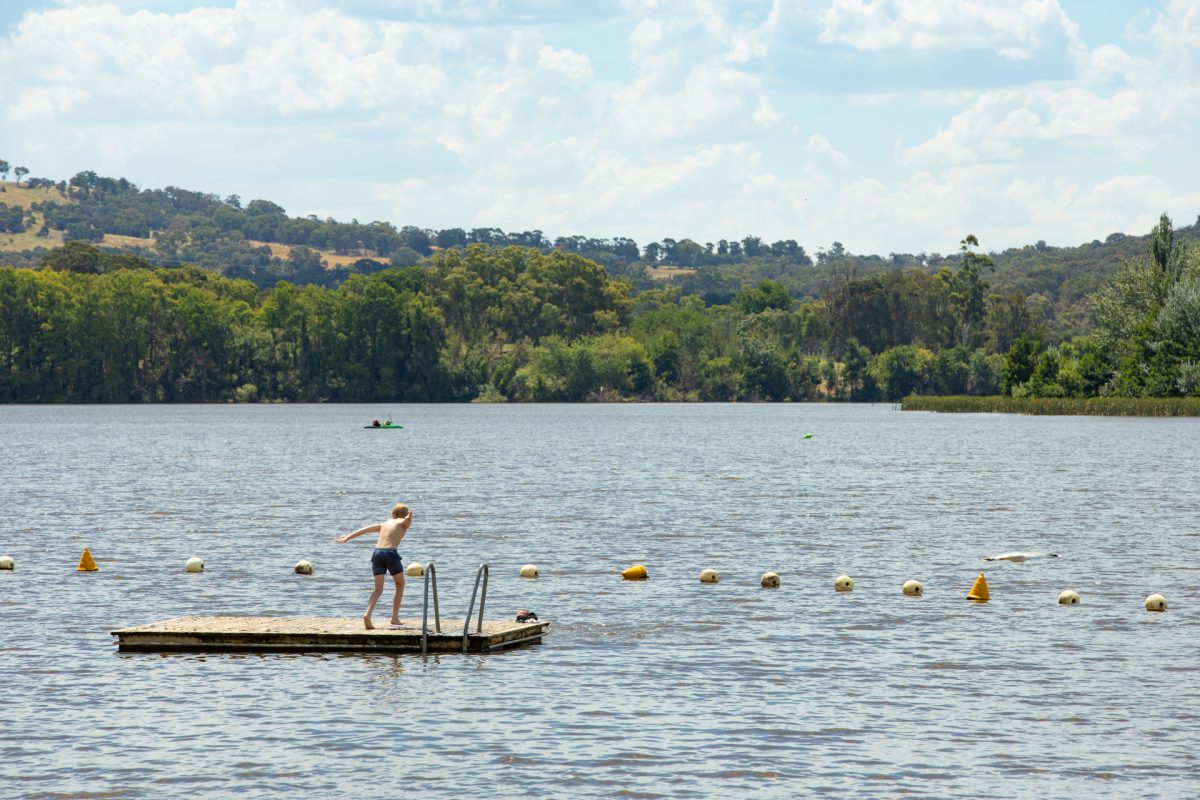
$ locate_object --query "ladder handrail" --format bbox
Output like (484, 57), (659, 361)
(420, 562), (441, 655)
(462, 563), (489, 653)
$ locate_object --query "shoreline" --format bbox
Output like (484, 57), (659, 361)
(901, 395), (1200, 417)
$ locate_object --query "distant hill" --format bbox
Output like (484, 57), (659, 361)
(2, 170), (1195, 336)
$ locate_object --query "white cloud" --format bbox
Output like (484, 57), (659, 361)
(807, 134), (850, 167)
(818, 0), (1078, 56)
(897, 34), (1199, 169)
(9, 86), (91, 122)
(536, 45), (593, 82)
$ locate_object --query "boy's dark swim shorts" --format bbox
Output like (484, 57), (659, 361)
(371, 548), (404, 576)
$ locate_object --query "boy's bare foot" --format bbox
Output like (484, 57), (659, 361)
(363, 615), (375, 630)
(389, 618), (402, 626)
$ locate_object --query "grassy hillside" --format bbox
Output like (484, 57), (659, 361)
(0, 180), (372, 273)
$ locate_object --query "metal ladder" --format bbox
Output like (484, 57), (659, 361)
(420, 562), (441, 656)
(462, 563), (488, 653)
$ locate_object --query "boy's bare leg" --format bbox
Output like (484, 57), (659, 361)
(389, 573), (406, 626)
(363, 574), (385, 629)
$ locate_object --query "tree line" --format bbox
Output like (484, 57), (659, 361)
(5, 166), (1196, 344)
(3, 214), (1197, 403)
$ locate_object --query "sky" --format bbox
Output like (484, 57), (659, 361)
(1, 0), (1199, 256)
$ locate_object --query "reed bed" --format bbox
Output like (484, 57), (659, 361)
(901, 395), (1200, 417)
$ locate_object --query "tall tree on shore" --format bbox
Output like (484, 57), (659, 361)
(944, 234), (991, 349)
(1092, 213), (1199, 396)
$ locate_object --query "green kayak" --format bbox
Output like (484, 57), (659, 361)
(364, 424), (404, 429)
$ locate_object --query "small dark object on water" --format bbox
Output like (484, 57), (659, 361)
(515, 609), (538, 623)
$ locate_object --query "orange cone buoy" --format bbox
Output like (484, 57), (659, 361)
(621, 564), (648, 581)
(967, 572), (989, 602)
(77, 547), (99, 572)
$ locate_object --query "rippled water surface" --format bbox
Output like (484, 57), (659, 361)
(2, 403), (1199, 798)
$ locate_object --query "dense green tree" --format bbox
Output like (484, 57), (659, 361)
(870, 345), (932, 401)
(733, 279), (793, 314)
(738, 336), (788, 399)
(1001, 336), (1040, 395)
(1092, 213), (1198, 395)
(840, 339), (874, 401)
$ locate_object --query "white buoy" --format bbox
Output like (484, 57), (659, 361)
(520, 564), (539, 579)
(294, 560), (313, 575)
(184, 557), (204, 573)
(1058, 590), (1080, 605)
(699, 568), (720, 584)
(834, 575), (854, 592)
(406, 562), (425, 577)
(0, 555), (13, 571)
(1145, 593), (1167, 612)
(760, 571), (780, 589)
(902, 579), (923, 597)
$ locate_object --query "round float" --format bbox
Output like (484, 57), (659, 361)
(622, 564), (648, 581)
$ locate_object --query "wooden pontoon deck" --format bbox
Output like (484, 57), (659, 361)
(111, 615), (549, 654)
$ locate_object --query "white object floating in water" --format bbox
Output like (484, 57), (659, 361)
(902, 579), (923, 597)
(1145, 593), (1167, 612)
(699, 568), (720, 584)
(294, 560), (313, 575)
(520, 564), (539, 579)
(185, 557), (204, 573)
(406, 562), (425, 577)
(1058, 590), (1080, 605)
(760, 571), (780, 589)
(983, 551), (1060, 563)
(0, 555), (13, 571)
(834, 575), (854, 592)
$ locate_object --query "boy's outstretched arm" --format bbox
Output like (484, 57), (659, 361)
(335, 523), (382, 543)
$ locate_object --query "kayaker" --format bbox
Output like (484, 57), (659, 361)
(335, 503), (414, 630)
(384, 417), (393, 426)
(371, 419), (381, 427)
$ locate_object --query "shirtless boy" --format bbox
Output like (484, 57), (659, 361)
(336, 503), (413, 629)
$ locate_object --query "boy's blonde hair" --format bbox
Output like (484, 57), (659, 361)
(392, 503), (410, 519)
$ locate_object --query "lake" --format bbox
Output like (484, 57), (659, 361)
(1, 403), (1198, 798)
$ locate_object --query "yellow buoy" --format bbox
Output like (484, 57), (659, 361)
(902, 579), (923, 597)
(1058, 590), (1080, 605)
(0, 555), (14, 571)
(967, 572), (990, 602)
(77, 547), (99, 572)
(1145, 593), (1167, 612)
(520, 564), (539, 579)
(294, 560), (313, 575)
(834, 575), (854, 592)
(185, 556), (204, 573)
(760, 571), (780, 589)
(699, 568), (720, 584)
(406, 562), (425, 577)
(622, 564), (648, 581)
